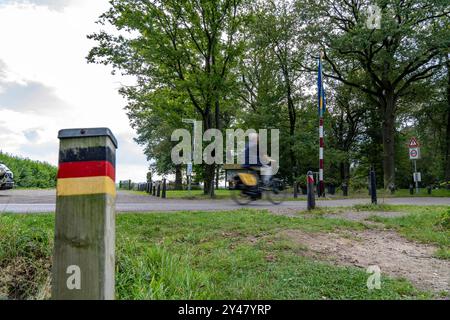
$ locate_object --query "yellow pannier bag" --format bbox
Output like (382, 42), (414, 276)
(238, 173), (257, 186)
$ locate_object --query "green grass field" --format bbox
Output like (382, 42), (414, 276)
(1, 205), (448, 300)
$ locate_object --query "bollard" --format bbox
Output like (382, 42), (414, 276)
(128, 179), (132, 190)
(307, 171), (316, 210)
(157, 182), (161, 197)
(52, 128), (117, 300)
(370, 168), (377, 205)
(342, 182), (348, 197)
(152, 184), (156, 196)
(293, 182), (298, 198)
(162, 178), (167, 198)
(409, 184), (414, 195)
(148, 181), (152, 194)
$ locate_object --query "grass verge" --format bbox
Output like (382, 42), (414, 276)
(0, 208), (435, 300)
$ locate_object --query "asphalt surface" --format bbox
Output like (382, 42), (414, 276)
(0, 189), (449, 214)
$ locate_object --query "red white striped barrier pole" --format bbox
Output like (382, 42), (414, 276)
(319, 117), (325, 197)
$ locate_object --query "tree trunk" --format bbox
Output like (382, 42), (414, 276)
(204, 163), (215, 197)
(175, 165), (183, 190)
(215, 166), (220, 190)
(202, 113), (215, 197)
(340, 160), (350, 183)
(282, 67), (297, 181)
(381, 95), (396, 189)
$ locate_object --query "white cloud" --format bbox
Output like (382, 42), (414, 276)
(0, 1), (149, 182)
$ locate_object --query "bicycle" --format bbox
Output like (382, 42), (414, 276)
(229, 171), (287, 205)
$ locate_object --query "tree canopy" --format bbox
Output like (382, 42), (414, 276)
(88, 0), (450, 194)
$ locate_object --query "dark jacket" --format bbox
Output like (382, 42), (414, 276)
(243, 141), (262, 168)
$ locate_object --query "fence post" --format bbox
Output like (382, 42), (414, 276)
(162, 178), (167, 198)
(52, 128), (117, 300)
(307, 171), (316, 210)
(157, 182), (161, 197)
(370, 167), (377, 205)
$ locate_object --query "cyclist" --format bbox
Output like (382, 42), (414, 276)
(242, 133), (272, 185)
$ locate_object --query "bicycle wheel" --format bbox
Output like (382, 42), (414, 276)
(266, 179), (287, 205)
(231, 188), (252, 205)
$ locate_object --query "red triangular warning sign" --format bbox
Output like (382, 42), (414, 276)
(409, 137), (419, 148)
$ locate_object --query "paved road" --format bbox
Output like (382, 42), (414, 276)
(1, 189), (449, 214)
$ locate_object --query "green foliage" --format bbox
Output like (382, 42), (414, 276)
(0, 152), (57, 189)
(87, 0), (450, 190)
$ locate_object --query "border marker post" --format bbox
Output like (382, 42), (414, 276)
(52, 128), (117, 300)
(307, 171), (316, 210)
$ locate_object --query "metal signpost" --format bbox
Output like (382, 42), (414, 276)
(409, 137), (421, 194)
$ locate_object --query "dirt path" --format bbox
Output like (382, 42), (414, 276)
(281, 228), (449, 295)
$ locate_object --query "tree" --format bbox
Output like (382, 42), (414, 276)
(238, 0), (307, 181)
(124, 87), (192, 189)
(304, 0), (450, 188)
(87, 0), (246, 197)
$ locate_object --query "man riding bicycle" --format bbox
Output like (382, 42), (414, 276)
(242, 133), (273, 185)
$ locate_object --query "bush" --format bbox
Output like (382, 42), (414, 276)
(0, 152), (57, 189)
(436, 209), (450, 230)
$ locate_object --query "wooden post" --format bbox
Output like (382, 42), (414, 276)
(52, 128), (117, 300)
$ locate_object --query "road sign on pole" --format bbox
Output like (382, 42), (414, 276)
(409, 137), (421, 194)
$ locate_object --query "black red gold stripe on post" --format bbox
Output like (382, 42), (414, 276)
(59, 146), (116, 166)
(57, 146), (116, 197)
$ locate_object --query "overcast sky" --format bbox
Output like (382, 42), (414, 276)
(0, 0), (150, 182)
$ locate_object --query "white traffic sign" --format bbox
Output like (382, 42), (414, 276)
(413, 172), (421, 182)
(187, 163), (193, 176)
(409, 148), (420, 160)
